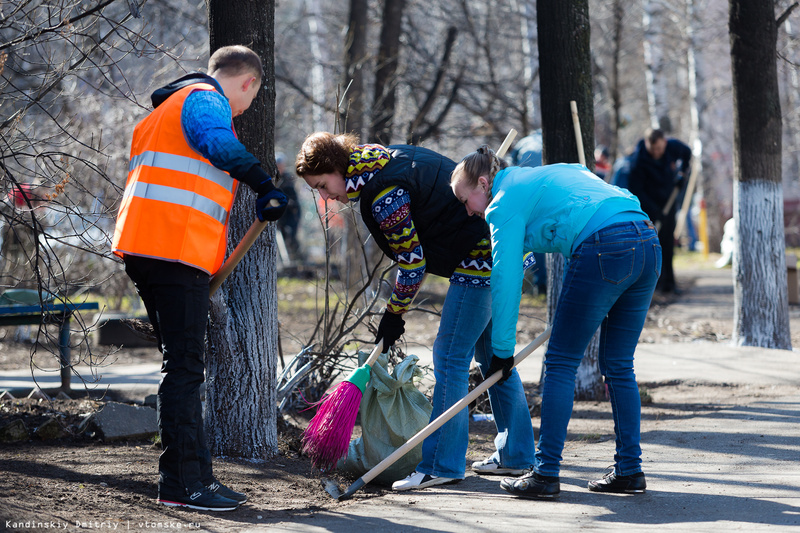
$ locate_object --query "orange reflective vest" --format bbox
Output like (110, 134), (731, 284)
(112, 83), (238, 275)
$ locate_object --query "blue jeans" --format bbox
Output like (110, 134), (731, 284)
(417, 283), (536, 478)
(534, 220), (661, 477)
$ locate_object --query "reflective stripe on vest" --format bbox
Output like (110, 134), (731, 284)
(129, 151), (235, 193)
(123, 181), (228, 225)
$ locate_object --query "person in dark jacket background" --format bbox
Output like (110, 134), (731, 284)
(295, 132), (536, 492)
(627, 128), (691, 294)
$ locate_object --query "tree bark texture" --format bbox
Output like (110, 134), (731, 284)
(729, 0), (790, 349)
(370, 0), (407, 144)
(205, 0), (280, 458)
(537, 0), (604, 400)
(342, 0), (368, 137)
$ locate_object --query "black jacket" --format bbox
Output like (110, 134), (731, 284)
(358, 145), (490, 278)
(627, 138), (692, 222)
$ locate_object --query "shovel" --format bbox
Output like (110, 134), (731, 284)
(323, 325), (552, 500)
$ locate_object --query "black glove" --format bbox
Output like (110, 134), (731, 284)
(256, 182), (288, 222)
(376, 311), (405, 353)
(237, 164), (289, 222)
(486, 355), (514, 385)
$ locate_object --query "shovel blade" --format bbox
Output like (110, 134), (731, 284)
(321, 478), (343, 499)
(321, 477), (365, 500)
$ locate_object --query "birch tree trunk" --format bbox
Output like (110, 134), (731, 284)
(537, 0), (605, 400)
(205, 0), (280, 458)
(675, 0), (703, 240)
(306, 0), (328, 132)
(642, 0), (661, 129)
(729, 0), (791, 349)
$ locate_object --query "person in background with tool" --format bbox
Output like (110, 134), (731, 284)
(274, 152), (303, 263)
(295, 132), (536, 492)
(112, 45), (288, 512)
(451, 148), (660, 499)
(627, 128), (691, 294)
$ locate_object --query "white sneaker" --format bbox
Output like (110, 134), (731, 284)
(471, 457), (526, 476)
(392, 471), (457, 491)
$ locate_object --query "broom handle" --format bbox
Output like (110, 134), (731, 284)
(570, 101), (586, 167)
(355, 326), (551, 487)
(497, 128), (517, 159)
(209, 200), (281, 296)
(365, 343), (383, 367)
(569, 100), (586, 166)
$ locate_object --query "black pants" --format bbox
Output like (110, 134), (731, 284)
(124, 256), (213, 494)
(656, 212), (676, 292)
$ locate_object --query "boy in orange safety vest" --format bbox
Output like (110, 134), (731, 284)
(112, 45), (287, 511)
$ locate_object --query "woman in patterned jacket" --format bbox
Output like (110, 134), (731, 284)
(295, 132), (536, 491)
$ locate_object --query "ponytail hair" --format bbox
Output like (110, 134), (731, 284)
(451, 144), (508, 192)
(295, 131), (360, 177)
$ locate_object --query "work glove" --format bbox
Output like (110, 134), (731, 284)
(255, 179), (288, 222)
(237, 164), (289, 222)
(376, 311), (405, 353)
(486, 354), (514, 386)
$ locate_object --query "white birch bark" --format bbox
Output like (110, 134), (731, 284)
(675, 0), (703, 239)
(642, 0), (660, 129)
(306, 0), (327, 132)
(732, 180), (791, 349)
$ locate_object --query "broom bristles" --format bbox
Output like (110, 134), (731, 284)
(301, 380), (363, 470)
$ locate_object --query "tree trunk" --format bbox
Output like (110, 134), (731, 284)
(609, 0), (624, 162)
(729, 0), (791, 349)
(675, 0), (702, 242)
(537, 0), (604, 400)
(205, 0), (280, 458)
(306, 0), (328, 131)
(642, 0), (661, 129)
(370, 0), (407, 144)
(342, 0), (368, 137)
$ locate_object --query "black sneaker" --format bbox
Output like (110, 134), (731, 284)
(500, 470), (560, 499)
(588, 470), (646, 493)
(206, 478), (247, 503)
(158, 484), (240, 511)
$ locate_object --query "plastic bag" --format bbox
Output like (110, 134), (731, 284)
(338, 350), (432, 485)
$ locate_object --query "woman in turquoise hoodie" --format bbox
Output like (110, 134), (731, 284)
(451, 146), (661, 499)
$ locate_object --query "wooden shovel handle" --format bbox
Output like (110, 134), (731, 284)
(209, 200), (281, 296)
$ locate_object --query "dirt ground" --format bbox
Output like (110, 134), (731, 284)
(1, 260), (799, 531)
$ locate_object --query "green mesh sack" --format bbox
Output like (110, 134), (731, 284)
(338, 351), (432, 485)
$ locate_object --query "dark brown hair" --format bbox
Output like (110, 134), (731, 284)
(208, 45), (264, 84)
(645, 127), (665, 146)
(295, 131), (359, 177)
(451, 145), (507, 191)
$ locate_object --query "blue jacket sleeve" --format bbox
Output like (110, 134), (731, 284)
(488, 212), (527, 359)
(181, 90), (261, 181)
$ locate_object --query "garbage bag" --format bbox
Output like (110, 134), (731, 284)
(338, 350), (432, 485)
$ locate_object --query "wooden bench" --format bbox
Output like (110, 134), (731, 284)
(0, 300), (100, 392)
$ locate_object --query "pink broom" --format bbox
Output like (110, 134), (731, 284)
(301, 344), (382, 470)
